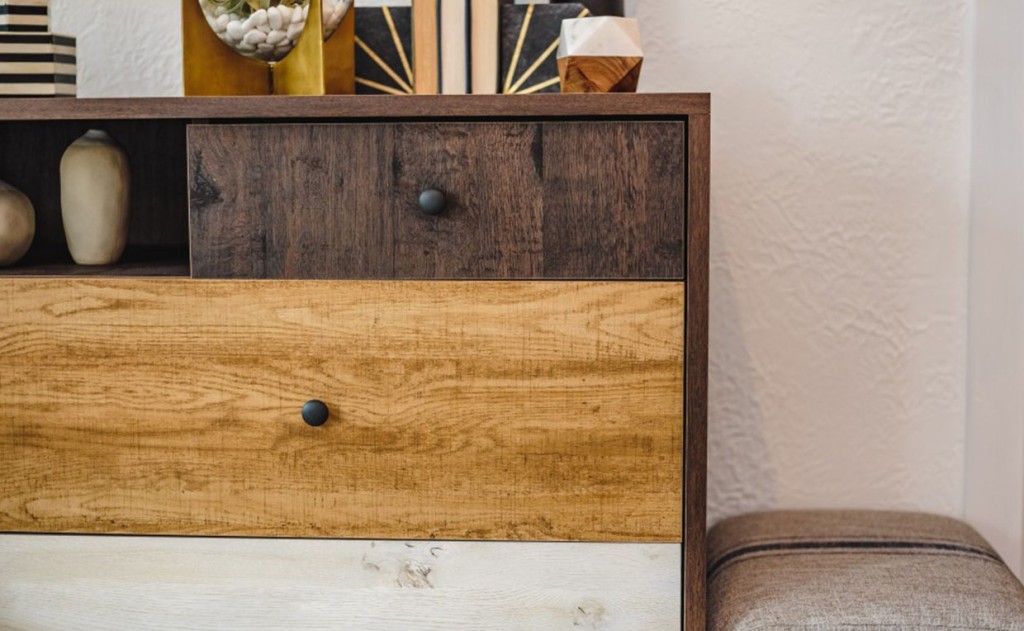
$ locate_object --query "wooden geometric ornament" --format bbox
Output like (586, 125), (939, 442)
(557, 16), (643, 93)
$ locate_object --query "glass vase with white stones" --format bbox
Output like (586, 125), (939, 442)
(198, 0), (353, 63)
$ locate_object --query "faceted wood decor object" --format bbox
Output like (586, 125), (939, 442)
(557, 16), (642, 93)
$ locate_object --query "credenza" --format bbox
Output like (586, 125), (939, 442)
(0, 93), (709, 630)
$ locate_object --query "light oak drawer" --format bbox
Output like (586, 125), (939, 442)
(0, 536), (682, 630)
(0, 279), (684, 541)
(187, 122), (686, 280)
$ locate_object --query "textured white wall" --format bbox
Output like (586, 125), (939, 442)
(966, 1), (1024, 577)
(637, 1), (972, 524)
(50, 1), (182, 97)
(50, 1), (974, 532)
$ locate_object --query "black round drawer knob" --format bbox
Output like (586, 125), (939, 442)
(418, 188), (447, 215)
(301, 400), (330, 427)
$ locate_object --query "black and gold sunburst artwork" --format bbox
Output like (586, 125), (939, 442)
(500, 3), (589, 95)
(355, 6), (414, 95)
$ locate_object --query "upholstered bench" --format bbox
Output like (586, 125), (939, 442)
(708, 510), (1024, 630)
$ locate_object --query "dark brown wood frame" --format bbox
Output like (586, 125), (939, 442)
(685, 111), (710, 631)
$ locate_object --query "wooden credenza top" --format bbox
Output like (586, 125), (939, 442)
(0, 93), (709, 121)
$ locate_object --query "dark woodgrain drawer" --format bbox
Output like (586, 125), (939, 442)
(187, 121), (685, 280)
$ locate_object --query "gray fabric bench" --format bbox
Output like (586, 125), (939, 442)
(708, 510), (1024, 630)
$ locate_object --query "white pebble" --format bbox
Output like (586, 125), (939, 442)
(226, 20), (245, 41)
(278, 5), (292, 24)
(237, 42), (256, 52)
(292, 6), (305, 24)
(257, 43), (276, 55)
(266, 30), (287, 46)
(251, 8), (268, 27)
(268, 7), (283, 30)
(215, 14), (230, 32)
(243, 29), (267, 45)
(286, 23), (303, 40)
(258, 23), (271, 34)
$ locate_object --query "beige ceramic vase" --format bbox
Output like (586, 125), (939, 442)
(0, 180), (34, 267)
(60, 129), (130, 265)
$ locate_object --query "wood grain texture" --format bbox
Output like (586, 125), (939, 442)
(412, 0), (439, 94)
(558, 57), (643, 93)
(683, 113), (710, 631)
(0, 93), (709, 121)
(188, 122), (684, 279)
(0, 536), (681, 630)
(540, 121), (685, 278)
(0, 279), (683, 541)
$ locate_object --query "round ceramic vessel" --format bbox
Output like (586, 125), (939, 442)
(0, 180), (34, 267)
(198, 0), (352, 64)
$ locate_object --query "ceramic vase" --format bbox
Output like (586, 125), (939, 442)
(0, 180), (34, 267)
(60, 129), (130, 265)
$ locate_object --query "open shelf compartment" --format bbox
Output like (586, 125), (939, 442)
(0, 118), (189, 277)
